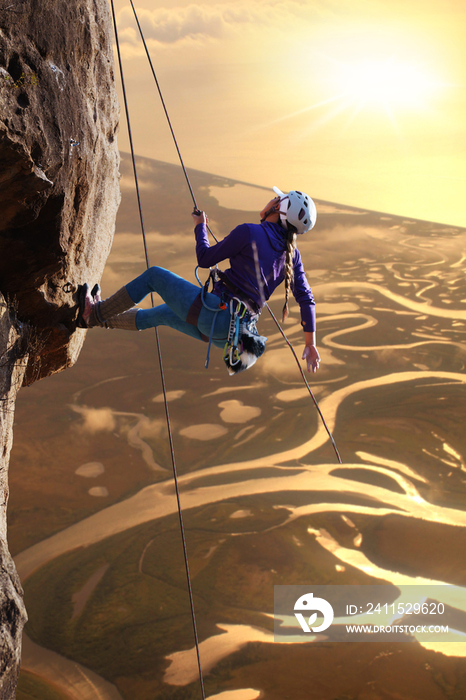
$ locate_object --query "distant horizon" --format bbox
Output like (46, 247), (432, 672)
(119, 150), (466, 231)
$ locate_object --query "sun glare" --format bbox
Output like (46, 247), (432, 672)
(264, 30), (447, 134)
(340, 58), (437, 111)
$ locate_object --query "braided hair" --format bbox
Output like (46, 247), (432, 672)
(282, 223), (298, 322)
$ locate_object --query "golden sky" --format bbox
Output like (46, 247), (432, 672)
(112, 0), (466, 227)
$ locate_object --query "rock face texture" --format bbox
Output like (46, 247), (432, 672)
(0, 0), (120, 382)
(0, 1), (120, 695)
(0, 299), (28, 699)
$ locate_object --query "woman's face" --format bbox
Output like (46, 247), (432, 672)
(260, 196), (280, 221)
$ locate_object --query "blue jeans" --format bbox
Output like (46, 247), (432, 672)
(125, 267), (231, 348)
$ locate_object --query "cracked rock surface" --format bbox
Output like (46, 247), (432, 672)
(0, 1), (120, 696)
(0, 0), (120, 382)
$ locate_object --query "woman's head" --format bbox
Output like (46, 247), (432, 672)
(272, 187), (317, 235)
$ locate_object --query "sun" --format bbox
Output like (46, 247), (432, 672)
(264, 32), (446, 133)
(338, 57), (437, 112)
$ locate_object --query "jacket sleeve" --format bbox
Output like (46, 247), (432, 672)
(292, 248), (316, 332)
(195, 223), (250, 268)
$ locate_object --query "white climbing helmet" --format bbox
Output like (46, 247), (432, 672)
(272, 186), (317, 234)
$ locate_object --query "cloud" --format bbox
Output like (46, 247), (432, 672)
(71, 406), (117, 433)
(137, 417), (167, 440)
(119, 175), (155, 191)
(258, 346), (343, 378)
(118, 5), (251, 46)
(117, 1), (317, 47)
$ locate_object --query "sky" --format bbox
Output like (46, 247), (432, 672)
(111, 0), (466, 227)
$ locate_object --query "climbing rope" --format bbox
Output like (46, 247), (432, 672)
(109, 3), (206, 698)
(265, 305), (342, 463)
(110, 0), (343, 693)
(127, 0), (342, 465)
(109, 9), (343, 692)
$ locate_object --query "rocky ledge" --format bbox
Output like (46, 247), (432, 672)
(0, 0), (120, 695)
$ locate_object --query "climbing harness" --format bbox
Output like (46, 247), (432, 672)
(224, 298), (248, 371)
(223, 299), (267, 375)
(109, 3), (344, 698)
(189, 266), (268, 374)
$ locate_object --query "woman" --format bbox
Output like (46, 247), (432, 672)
(78, 186), (320, 374)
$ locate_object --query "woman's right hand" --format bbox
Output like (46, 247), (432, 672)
(192, 210), (208, 226)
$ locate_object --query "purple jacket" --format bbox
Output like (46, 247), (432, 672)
(195, 221), (316, 332)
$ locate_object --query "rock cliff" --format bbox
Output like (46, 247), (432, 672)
(0, 0), (120, 695)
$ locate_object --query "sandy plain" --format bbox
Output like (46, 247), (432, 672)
(10, 156), (466, 700)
